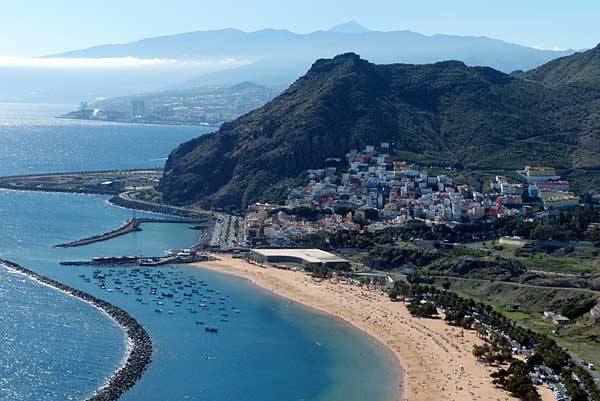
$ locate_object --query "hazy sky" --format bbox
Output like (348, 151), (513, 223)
(1, 0), (598, 56)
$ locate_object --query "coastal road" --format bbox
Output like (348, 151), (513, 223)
(118, 190), (220, 219)
(438, 275), (600, 296)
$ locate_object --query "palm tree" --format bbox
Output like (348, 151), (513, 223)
(474, 322), (488, 340)
(395, 281), (410, 301)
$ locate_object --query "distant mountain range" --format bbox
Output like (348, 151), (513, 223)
(158, 45), (600, 210)
(52, 21), (574, 87)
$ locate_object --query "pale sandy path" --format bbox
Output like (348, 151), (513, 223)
(190, 255), (552, 401)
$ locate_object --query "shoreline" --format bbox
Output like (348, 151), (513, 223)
(192, 257), (406, 401)
(191, 254), (521, 401)
(57, 115), (220, 129)
(0, 259), (152, 401)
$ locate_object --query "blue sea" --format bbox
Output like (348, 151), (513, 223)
(0, 103), (210, 175)
(0, 103), (399, 401)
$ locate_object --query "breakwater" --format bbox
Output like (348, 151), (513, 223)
(0, 259), (152, 401)
(55, 217), (209, 248)
(56, 219), (141, 248)
(109, 194), (213, 221)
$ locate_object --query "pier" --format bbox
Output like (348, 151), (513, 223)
(55, 217), (209, 248)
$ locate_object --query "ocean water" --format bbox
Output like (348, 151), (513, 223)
(0, 104), (399, 401)
(0, 103), (211, 175)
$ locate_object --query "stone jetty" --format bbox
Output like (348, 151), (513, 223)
(54, 217), (205, 248)
(0, 259), (152, 401)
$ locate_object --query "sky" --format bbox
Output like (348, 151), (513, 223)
(1, 0), (598, 57)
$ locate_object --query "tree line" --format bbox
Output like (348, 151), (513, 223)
(389, 281), (597, 400)
(300, 207), (600, 250)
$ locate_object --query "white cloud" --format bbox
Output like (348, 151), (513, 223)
(0, 56), (249, 69)
(530, 44), (568, 52)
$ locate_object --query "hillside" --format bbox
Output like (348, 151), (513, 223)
(159, 53), (600, 210)
(523, 43), (600, 86)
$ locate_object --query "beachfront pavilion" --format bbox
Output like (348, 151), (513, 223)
(249, 248), (350, 269)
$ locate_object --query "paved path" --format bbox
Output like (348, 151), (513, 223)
(440, 275), (600, 295)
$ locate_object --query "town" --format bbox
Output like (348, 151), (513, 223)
(242, 143), (583, 248)
(61, 83), (278, 127)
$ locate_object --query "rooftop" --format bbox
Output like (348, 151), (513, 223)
(251, 248), (348, 264)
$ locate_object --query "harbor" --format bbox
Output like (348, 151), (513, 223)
(0, 168), (406, 401)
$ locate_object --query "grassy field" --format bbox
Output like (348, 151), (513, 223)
(477, 241), (600, 275)
(517, 252), (600, 275)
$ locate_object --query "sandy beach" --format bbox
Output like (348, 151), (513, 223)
(190, 254), (542, 401)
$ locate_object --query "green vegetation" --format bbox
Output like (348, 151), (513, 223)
(406, 300), (438, 318)
(559, 296), (597, 320)
(513, 249), (599, 275)
(491, 361), (539, 400)
(395, 282), (600, 400)
(472, 332), (513, 365)
(572, 365), (600, 401)
(362, 243), (438, 269)
(303, 210), (599, 253)
(523, 43), (600, 86)
(159, 51), (600, 209)
(562, 368), (589, 401)
(423, 255), (525, 281)
(438, 279), (600, 367)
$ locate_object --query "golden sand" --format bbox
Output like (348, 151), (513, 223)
(191, 255), (553, 401)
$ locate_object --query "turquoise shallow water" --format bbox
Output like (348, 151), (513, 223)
(0, 104), (399, 401)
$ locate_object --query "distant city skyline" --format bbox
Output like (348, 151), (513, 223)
(1, 0), (599, 57)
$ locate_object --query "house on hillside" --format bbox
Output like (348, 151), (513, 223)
(543, 311), (570, 325)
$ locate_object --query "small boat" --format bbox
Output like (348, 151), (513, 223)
(154, 309), (162, 313)
(205, 326), (218, 333)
